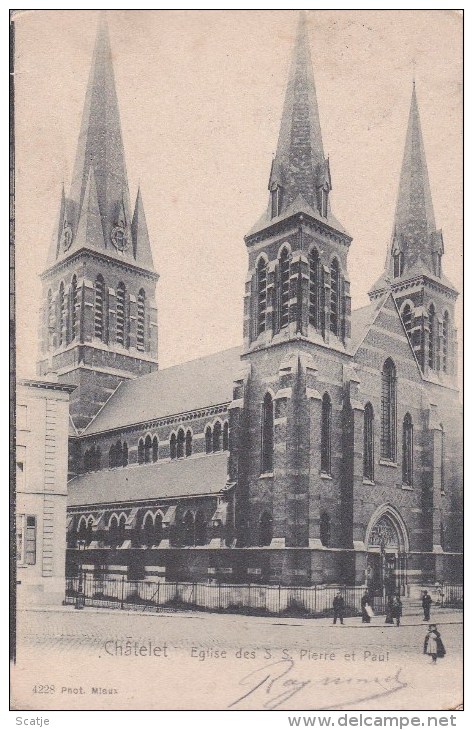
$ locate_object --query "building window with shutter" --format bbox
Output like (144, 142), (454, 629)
(94, 275), (105, 340)
(427, 304), (436, 370)
(256, 258), (267, 336)
(137, 288), (146, 352)
(442, 312), (449, 372)
(309, 248), (321, 330)
(205, 426), (212, 454)
(279, 247), (291, 329)
(401, 303), (413, 343)
(58, 281), (66, 345)
(70, 275), (79, 340)
(116, 282), (126, 345)
(17, 514), (37, 565)
(329, 259), (340, 336)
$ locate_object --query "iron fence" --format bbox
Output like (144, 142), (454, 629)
(64, 575), (373, 617)
(440, 583), (463, 608)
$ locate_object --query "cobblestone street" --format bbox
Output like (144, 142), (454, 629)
(12, 606), (462, 712)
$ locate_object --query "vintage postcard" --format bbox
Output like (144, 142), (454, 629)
(11, 9), (463, 713)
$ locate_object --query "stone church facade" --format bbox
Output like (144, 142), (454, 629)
(37, 14), (462, 592)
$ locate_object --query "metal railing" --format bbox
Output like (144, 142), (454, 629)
(440, 582), (463, 608)
(65, 576), (368, 618)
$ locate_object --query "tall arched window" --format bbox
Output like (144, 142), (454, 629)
(427, 304), (436, 370)
(94, 275), (105, 340)
(144, 434), (152, 463)
(381, 359), (396, 461)
(116, 282), (126, 345)
(363, 402), (374, 481)
(320, 512), (331, 548)
(138, 438), (145, 464)
(176, 429), (185, 459)
(109, 444), (116, 468)
(402, 303), (413, 343)
(261, 393), (274, 474)
(443, 311), (449, 373)
(402, 413), (414, 486)
(330, 259), (340, 336)
(213, 422), (222, 452)
(185, 430), (192, 457)
(70, 275), (78, 341)
(142, 513), (155, 548)
(170, 433), (177, 460)
(259, 512), (273, 547)
(137, 288), (146, 352)
(279, 247), (290, 329)
(58, 282), (65, 345)
(152, 436), (158, 462)
(109, 514), (126, 549)
(321, 393), (332, 474)
(309, 248), (321, 329)
(195, 510), (206, 546)
(47, 288), (53, 331)
(205, 426), (212, 454)
(223, 422), (229, 451)
(256, 258), (267, 336)
(122, 442), (128, 467)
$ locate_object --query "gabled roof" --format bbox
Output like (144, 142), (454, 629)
(84, 346), (242, 435)
(67, 452), (229, 507)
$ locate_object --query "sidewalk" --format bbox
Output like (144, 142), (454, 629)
(17, 602), (463, 627)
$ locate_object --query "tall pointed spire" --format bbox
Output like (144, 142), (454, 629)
(270, 11), (329, 215)
(68, 12), (132, 259)
(390, 83), (441, 274)
(132, 187), (155, 270)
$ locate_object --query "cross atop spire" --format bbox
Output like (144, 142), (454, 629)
(389, 83), (441, 275)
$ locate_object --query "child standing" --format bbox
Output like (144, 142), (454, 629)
(423, 624), (446, 663)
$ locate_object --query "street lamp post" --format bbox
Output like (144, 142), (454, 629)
(75, 539), (86, 610)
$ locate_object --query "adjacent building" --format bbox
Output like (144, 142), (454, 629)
(37, 13), (462, 593)
(16, 378), (75, 605)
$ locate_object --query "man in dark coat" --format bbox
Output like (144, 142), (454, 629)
(333, 591), (345, 625)
(422, 590), (433, 621)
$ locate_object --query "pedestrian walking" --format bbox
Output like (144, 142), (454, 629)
(392, 596), (402, 627)
(361, 590), (373, 623)
(423, 624), (446, 663)
(385, 595), (394, 624)
(332, 590), (345, 625)
(422, 590), (433, 621)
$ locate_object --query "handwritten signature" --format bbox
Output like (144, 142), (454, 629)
(228, 659), (408, 710)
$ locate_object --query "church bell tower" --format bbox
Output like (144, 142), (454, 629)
(37, 15), (159, 431)
(369, 84), (458, 383)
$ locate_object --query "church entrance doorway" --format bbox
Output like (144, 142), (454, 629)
(366, 512), (408, 597)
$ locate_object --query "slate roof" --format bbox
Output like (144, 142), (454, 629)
(349, 297), (386, 354)
(85, 345), (242, 435)
(68, 452), (229, 507)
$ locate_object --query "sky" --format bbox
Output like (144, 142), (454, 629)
(13, 9), (462, 376)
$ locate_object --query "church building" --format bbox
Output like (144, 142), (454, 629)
(37, 14), (462, 592)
